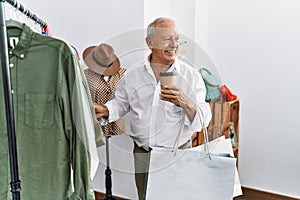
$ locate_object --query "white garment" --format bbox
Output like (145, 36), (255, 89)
(73, 54), (99, 180)
(105, 57), (211, 150)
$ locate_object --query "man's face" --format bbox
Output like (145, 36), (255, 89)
(149, 21), (180, 66)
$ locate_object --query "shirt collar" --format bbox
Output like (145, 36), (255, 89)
(7, 24), (34, 59)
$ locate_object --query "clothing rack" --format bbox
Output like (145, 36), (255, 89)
(4, 0), (47, 28)
(0, 1), (48, 199)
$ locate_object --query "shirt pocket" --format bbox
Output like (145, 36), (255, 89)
(25, 93), (55, 128)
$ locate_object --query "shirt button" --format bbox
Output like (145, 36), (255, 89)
(9, 63), (14, 68)
(20, 54), (24, 58)
(11, 90), (14, 94)
(9, 51), (13, 55)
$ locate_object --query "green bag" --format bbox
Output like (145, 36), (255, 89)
(199, 68), (221, 101)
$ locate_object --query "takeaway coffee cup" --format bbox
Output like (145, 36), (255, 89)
(159, 71), (176, 89)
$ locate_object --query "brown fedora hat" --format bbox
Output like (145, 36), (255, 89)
(83, 43), (121, 76)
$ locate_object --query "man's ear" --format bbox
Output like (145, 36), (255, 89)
(146, 37), (153, 48)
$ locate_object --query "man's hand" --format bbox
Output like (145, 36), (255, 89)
(93, 103), (109, 119)
(160, 85), (196, 122)
(160, 85), (188, 108)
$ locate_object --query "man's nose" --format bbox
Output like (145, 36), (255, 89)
(169, 37), (178, 47)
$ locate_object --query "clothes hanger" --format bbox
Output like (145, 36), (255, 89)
(6, 2), (23, 30)
(5, 19), (24, 29)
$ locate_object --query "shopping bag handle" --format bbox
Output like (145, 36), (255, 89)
(202, 122), (211, 159)
(172, 113), (185, 156)
(171, 106), (211, 159)
(198, 106), (211, 159)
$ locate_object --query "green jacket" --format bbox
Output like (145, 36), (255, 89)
(0, 24), (103, 200)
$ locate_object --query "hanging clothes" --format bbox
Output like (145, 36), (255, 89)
(84, 68), (126, 136)
(0, 24), (103, 199)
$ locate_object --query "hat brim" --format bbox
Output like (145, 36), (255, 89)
(83, 46), (121, 76)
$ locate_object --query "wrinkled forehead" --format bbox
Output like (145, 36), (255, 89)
(153, 27), (180, 37)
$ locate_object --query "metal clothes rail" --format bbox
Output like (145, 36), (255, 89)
(5, 0), (47, 28)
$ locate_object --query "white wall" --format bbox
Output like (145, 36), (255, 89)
(4, 0), (144, 58)
(144, 0), (195, 39)
(3, 0), (300, 199)
(201, 0), (300, 198)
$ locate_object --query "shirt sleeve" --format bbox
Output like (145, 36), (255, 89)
(60, 51), (99, 200)
(77, 60), (104, 148)
(105, 74), (130, 122)
(184, 67), (212, 132)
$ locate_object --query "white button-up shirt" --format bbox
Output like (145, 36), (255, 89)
(105, 57), (211, 150)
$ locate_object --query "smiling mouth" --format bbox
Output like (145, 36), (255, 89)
(165, 49), (176, 53)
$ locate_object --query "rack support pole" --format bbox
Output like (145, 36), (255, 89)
(103, 136), (116, 200)
(0, 1), (21, 199)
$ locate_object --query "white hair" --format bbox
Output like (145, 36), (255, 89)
(146, 17), (175, 38)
